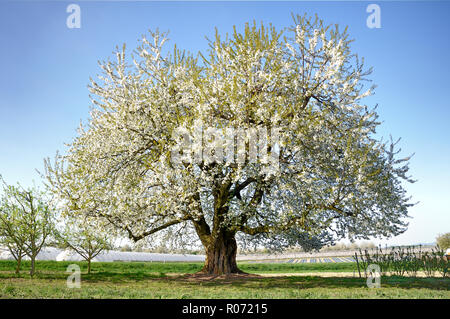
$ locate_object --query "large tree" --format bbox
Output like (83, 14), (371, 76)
(45, 15), (415, 274)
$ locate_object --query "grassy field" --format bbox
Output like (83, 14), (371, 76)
(0, 259), (359, 275)
(0, 260), (448, 298)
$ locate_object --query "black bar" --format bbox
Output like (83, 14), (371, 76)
(0, 299), (447, 318)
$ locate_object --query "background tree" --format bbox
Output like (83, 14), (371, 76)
(56, 216), (113, 274)
(436, 233), (450, 251)
(0, 176), (54, 276)
(0, 179), (28, 274)
(45, 14), (415, 275)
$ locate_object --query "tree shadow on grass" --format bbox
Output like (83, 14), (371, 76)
(0, 269), (168, 283)
(170, 274), (450, 291)
(0, 268), (448, 291)
(79, 271), (171, 283)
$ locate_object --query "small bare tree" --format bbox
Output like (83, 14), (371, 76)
(56, 216), (112, 274)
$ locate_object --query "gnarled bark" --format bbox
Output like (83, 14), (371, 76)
(201, 230), (243, 275)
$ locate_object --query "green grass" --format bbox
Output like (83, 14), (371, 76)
(0, 260), (204, 277)
(0, 260), (448, 298)
(241, 261), (358, 273)
(0, 259), (358, 276)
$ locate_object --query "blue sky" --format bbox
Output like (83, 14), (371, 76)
(0, 1), (449, 246)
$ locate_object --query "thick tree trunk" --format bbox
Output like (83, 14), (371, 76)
(201, 231), (243, 275)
